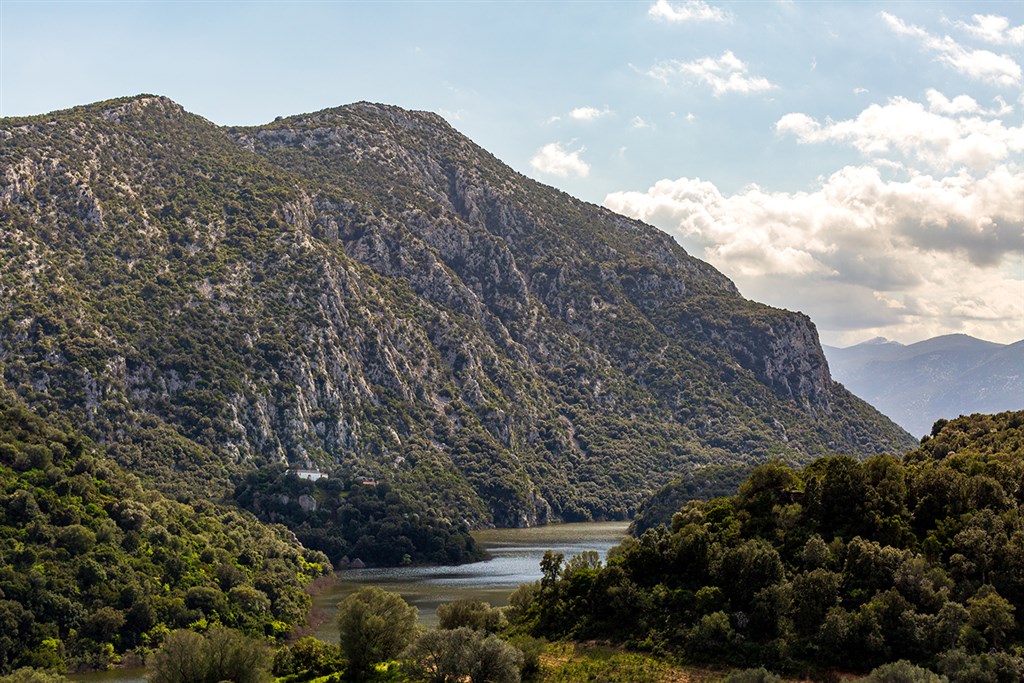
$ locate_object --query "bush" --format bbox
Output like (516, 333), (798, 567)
(722, 668), (782, 683)
(865, 660), (947, 683)
(403, 628), (522, 683)
(271, 636), (344, 678)
(336, 587), (418, 680)
(146, 627), (271, 683)
(505, 635), (545, 678)
(0, 670), (67, 683)
(437, 600), (504, 633)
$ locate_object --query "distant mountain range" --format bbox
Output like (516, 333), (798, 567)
(823, 334), (1024, 437)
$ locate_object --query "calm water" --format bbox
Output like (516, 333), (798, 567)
(311, 521), (629, 639)
(69, 521), (628, 682)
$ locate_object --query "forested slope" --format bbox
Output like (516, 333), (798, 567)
(0, 391), (330, 672)
(1, 95), (914, 526)
(512, 411), (1024, 680)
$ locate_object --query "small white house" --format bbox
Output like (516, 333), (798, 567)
(287, 468), (327, 482)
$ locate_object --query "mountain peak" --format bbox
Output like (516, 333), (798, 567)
(861, 336), (900, 346)
(99, 94), (187, 123)
(0, 94), (916, 526)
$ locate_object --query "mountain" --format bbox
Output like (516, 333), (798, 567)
(0, 95), (914, 527)
(823, 334), (1024, 437)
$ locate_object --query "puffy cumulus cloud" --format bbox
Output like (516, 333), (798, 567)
(647, 51), (776, 96)
(776, 94), (1024, 170)
(881, 12), (1022, 86)
(951, 14), (1024, 46)
(647, 0), (729, 23)
(925, 89), (1012, 116)
(569, 106), (611, 121)
(529, 142), (590, 178)
(603, 164), (1024, 344)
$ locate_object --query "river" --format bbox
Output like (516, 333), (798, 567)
(70, 520), (628, 682)
(311, 521), (629, 638)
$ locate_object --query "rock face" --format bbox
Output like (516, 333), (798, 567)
(0, 95), (916, 526)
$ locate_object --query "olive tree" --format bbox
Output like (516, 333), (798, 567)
(146, 627), (270, 683)
(337, 587), (418, 679)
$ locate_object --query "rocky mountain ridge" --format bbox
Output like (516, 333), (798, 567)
(0, 95), (915, 526)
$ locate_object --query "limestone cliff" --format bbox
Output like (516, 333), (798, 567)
(0, 96), (916, 526)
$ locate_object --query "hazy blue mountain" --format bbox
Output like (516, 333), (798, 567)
(824, 334), (1024, 437)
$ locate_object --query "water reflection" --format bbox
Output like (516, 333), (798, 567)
(312, 521), (628, 638)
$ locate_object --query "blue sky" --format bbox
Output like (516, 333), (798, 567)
(2, 0), (1022, 346)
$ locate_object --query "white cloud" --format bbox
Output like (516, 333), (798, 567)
(952, 14), (1024, 46)
(631, 116), (652, 129)
(926, 89), (1013, 117)
(604, 165), (1024, 344)
(881, 12), (1022, 86)
(926, 89), (983, 115)
(570, 106), (611, 121)
(685, 112), (697, 122)
(647, 51), (777, 96)
(776, 94), (1024, 170)
(853, 87), (869, 95)
(529, 142), (591, 178)
(648, 0), (728, 23)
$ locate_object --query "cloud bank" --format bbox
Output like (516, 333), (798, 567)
(776, 96), (1023, 170)
(882, 12), (1022, 86)
(605, 92), (1024, 345)
(951, 14), (1024, 46)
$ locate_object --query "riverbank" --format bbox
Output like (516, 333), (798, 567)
(312, 521), (629, 640)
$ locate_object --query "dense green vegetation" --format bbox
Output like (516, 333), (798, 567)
(0, 393), (330, 673)
(233, 467), (484, 567)
(1, 95), (913, 530)
(631, 463), (753, 534)
(508, 412), (1024, 681)
(146, 627), (271, 683)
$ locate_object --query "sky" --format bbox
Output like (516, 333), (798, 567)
(2, 0), (1022, 347)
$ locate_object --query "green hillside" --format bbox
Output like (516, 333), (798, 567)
(0, 391), (329, 672)
(0, 95), (914, 526)
(512, 411), (1024, 680)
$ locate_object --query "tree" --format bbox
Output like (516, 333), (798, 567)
(966, 585), (1016, 650)
(403, 628), (522, 683)
(337, 587), (418, 679)
(403, 627), (474, 683)
(146, 627), (271, 683)
(437, 599), (503, 633)
(467, 634), (522, 683)
(271, 637), (344, 678)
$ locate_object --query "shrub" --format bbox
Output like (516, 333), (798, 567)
(146, 627), (270, 683)
(336, 587), (418, 680)
(722, 668), (783, 683)
(864, 660), (947, 683)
